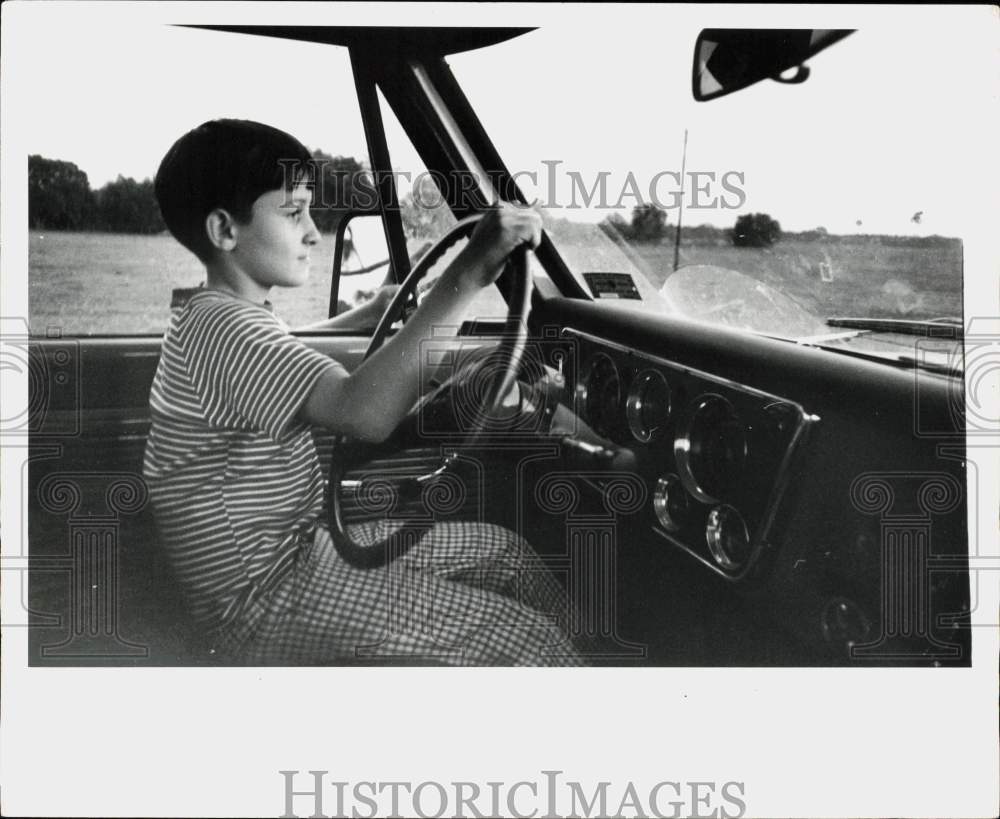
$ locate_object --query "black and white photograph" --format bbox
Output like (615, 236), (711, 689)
(2, 2), (997, 817)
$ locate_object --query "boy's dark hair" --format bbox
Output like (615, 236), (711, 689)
(154, 119), (313, 262)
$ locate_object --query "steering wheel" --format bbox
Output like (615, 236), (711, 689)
(327, 215), (534, 568)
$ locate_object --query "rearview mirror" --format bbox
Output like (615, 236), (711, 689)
(693, 28), (854, 102)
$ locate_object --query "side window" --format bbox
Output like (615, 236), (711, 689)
(27, 29), (369, 336)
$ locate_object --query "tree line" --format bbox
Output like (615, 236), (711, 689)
(29, 155), (166, 233)
(603, 205), (784, 247)
(28, 152), (447, 238)
(28, 153), (371, 234)
(601, 205), (956, 248)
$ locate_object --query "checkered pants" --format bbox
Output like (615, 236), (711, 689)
(231, 521), (585, 666)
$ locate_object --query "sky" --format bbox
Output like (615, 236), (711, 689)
(12, 4), (999, 238)
(449, 21), (997, 236)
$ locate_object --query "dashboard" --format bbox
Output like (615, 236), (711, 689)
(564, 328), (817, 581)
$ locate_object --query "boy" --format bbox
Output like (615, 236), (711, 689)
(143, 119), (582, 665)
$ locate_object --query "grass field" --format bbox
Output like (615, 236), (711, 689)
(29, 231), (342, 335)
(28, 230), (963, 336)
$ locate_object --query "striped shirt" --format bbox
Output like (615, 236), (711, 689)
(143, 289), (341, 637)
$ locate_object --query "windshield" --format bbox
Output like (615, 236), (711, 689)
(449, 21), (977, 370)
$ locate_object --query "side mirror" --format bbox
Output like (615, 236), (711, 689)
(329, 211), (437, 320)
(330, 211), (393, 316)
(693, 29), (854, 102)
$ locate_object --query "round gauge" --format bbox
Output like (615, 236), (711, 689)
(705, 504), (751, 573)
(626, 369), (671, 443)
(676, 394), (747, 503)
(583, 353), (621, 438)
(653, 474), (689, 532)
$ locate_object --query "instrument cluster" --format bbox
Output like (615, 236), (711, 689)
(565, 330), (816, 580)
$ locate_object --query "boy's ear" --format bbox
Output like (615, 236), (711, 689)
(205, 208), (239, 252)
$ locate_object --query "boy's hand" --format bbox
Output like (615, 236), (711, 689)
(461, 202), (543, 288)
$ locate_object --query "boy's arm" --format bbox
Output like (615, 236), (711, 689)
(293, 286), (399, 333)
(299, 203), (541, 442)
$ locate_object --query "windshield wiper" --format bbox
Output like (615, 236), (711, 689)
(826, 317), (963, 339)
(800, 339), (964, 376)
(811, 317), (964, 375)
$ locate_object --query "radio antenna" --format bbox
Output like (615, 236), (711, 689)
(673, 128), (689, 272)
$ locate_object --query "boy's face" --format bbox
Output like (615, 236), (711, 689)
(230, 183), (319, 290)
